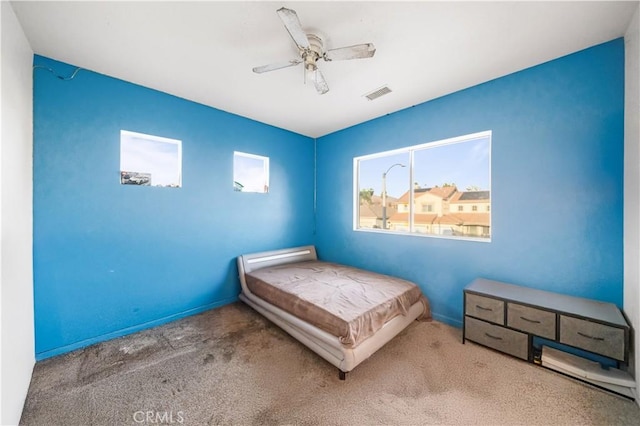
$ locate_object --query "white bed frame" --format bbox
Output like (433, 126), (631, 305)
(237, 245), (426, 379)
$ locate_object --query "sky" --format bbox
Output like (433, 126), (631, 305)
(234, 152), (269, 192)
(120, 131), (182, 187)
(357, 135), (490, 198)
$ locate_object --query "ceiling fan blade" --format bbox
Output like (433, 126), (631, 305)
(324, 43), (376, 61)
(312, 68), (329, 95)
(252, 59), (302, 74)
(276, 7), (310, 50)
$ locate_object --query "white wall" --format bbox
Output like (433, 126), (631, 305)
(624, 2), (640, 403)
(0, 2), (35, 424)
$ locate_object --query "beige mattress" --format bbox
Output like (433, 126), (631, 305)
(245, 260), (431, 348)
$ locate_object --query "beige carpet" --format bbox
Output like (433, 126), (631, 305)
(21, 302), (640, 425)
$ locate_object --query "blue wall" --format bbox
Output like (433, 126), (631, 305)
(34, 38), (624, 358)
(315, 39), (625, 326)
(33, 56), (315, 359)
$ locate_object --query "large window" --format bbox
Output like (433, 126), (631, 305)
(354, 131), (491, 241)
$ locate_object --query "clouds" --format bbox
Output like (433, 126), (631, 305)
(233, 152), (269, 193)
(120, 131), (182, 187)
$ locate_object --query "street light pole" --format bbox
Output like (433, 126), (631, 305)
(382, 163), (405, 230)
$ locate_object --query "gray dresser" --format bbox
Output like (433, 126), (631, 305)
(463, 278), (631, 365)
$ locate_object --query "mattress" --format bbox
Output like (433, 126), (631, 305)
(245, 260), (430, 348)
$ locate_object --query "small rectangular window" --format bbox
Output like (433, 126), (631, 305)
(120, 130), (182, 187)
(234, 151), (269, 193)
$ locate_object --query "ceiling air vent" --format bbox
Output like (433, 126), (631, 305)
(364, 86), (392, 101)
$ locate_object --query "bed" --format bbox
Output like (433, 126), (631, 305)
(237, 245), (431, 379)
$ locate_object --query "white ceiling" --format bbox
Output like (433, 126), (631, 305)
(11, 1), (639, 138)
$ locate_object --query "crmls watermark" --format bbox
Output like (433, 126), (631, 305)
(132, 410), (185, 424)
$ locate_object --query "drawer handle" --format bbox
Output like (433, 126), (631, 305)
(476, 305), (493, 312)
(520, 316), (541, 324)
(577, 332), (605, 341)
(484, 332), (503, 341)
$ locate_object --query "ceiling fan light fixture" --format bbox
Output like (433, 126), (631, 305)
(303, 62), (316, 85)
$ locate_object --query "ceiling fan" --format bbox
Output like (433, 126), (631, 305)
(252, 7), (376, 95)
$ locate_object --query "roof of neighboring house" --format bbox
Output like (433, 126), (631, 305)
(397, 186), (457, 204)
(459, 191), (490, 200)
(450, 190), (490, 203)
(389, 212), (438, 224)
(434, 214), (464, 225)
(447, 213), (490, 226)
(359, 202), (380, 219)
(387, 212), (490, 226)
(428, 186), (457, 199)
(361, 194), (398, 205)
(397, 191), (412, 203)
(359, 194), (399, 219)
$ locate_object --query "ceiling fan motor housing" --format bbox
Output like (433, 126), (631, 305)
(303, 34), (324, 71)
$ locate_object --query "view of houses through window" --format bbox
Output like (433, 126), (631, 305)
(354, 131), (491, 240)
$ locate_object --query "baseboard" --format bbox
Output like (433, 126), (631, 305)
(35, 296), (238, 361)
(431, 312), (463, 328)
(36, 300), (462, 360)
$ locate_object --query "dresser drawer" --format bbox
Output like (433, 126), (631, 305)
(465, 316), (528, 360)
(465, 293), (504, 324)
(559, 316), (626, 361)
(507, 303), (556, 340)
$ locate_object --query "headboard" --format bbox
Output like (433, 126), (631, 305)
(237, 245), (318, 293)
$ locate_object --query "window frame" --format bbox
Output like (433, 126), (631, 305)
(233, 151), (270, 193)
(120, 130), (183, 188)
(353, 130), (492, 242)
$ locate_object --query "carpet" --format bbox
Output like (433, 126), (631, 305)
(20, 302), (640, 425)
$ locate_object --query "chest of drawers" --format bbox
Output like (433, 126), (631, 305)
(463, 278), (631, 365)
